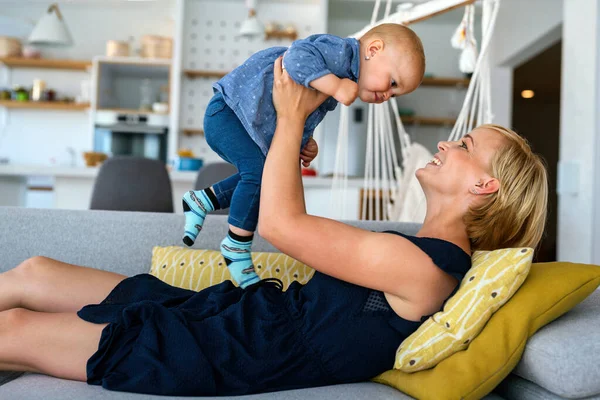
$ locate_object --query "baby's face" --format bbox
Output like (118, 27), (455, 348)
(357, 46), (423, 104)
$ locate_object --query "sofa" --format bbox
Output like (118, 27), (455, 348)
(0, 206), (598, 400)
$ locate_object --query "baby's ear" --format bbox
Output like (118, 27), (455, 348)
(367, 38), (385, 55)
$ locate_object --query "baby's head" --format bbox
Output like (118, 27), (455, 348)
(358, 24), (425, 103)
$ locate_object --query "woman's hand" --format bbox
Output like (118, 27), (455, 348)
(300, 137), (318, 167)
(272, 56), (329, 122)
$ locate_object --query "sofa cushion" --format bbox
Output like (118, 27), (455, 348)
(513, 288), (600, 398)
(373, 262), (600, 400)
(495, 374), (576, 400)
(0, 373), (511, 399)
(150, 246), (315, 291)
(395, 247), (533, 372)
(0, 374), (414, 400)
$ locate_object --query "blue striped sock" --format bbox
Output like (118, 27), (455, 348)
(220, 231), (260, 289)
(182, 190), (217, 246)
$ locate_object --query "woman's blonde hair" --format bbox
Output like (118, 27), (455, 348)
(464, 124), (548, 251)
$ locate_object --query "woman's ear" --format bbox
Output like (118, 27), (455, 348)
(472, 177), (500, 195)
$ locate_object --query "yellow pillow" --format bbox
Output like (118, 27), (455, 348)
(395, 247), (533, 372)
(374, 261), (600, 400)
(150, 246), (315, 291)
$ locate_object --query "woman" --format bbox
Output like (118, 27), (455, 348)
(0, 57), (548, 396)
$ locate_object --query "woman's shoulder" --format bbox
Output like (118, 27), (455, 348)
(382, 230), (472, 278)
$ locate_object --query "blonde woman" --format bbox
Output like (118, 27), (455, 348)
(0, 57), (547, 396)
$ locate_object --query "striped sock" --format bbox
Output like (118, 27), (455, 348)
(182, 189), (219, 246)
(220, 230), (260, 288)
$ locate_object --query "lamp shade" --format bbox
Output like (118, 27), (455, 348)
(28, 3), (73, 46)
(239, 12), (264, 38)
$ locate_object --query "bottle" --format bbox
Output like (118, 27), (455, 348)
(32, 79), (46, 102)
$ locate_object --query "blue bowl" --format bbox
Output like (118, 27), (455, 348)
(176, 157), (204, 171)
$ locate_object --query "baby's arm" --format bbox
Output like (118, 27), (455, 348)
(310, 75), (358, 106)
(283, 34), (358, 107)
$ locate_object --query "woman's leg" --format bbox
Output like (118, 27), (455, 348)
(0, 308), (105, 380)
(0, 256), (126, 313)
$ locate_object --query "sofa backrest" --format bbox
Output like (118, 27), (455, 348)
(0, 207), (421, 277)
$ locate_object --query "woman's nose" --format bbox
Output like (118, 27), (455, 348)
(437, 141), (448, 151)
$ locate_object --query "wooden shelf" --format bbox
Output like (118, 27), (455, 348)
(97, 107), (168, 115)
(27, 186), (53, 192)
(265, 30), (298, 41)
(182, 129), (204, 136)
(0, 100), (90, 111)
(97, 56), (171, 67)
(402, 116), (456, 126)
(421, 77), (470, 87)
(184, 70), (229, 79)
(0, 57), (91, 71)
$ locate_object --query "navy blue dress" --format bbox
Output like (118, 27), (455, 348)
(77, 232), (471, 396)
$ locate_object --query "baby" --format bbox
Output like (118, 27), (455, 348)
(182, 23), (425, 288)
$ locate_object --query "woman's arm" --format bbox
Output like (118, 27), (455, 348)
(259, 58), (455, 316)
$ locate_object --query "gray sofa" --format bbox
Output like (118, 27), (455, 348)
(0, 206), (598, 400)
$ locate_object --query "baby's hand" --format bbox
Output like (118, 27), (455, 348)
(300, 137), (318, 167)
(334, 79), (359, 106)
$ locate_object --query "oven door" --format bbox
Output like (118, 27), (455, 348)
(94, 123), (168, 162)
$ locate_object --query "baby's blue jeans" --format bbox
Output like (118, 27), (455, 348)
(203, 92), (265, 232)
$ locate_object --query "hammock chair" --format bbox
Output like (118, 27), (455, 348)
(329, 0), (500, 222)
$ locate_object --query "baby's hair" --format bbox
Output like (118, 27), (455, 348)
(361, 23), (425, 73)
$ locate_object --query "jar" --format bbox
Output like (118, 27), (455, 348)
(12, 86), (29, 102)
(0, 89), (10, 100)
(45, 89), (56, 102)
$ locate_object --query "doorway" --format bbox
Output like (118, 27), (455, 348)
(512, 41), (561, 262)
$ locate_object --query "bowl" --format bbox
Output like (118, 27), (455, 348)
(176, 157), (203, 171)
(83, 152), (108, 167)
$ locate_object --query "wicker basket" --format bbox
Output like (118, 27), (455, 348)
(0, 37), (22, 58)
(82, 152), (108, 167)
(141, 35), (172, 59)
(106, 40), (130, 57)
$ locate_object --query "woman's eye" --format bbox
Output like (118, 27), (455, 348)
(460, 140), (468, 150)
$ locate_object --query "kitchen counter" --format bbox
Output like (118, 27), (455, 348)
(0, 164), (365, 218)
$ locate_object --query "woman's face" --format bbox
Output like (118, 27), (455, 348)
(416, 127), (506, 198)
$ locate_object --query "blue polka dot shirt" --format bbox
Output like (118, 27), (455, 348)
(213, 34), (360, 155)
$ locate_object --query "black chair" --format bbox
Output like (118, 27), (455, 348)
(90, 156), (174, 213)
(193, 162), (237, 215)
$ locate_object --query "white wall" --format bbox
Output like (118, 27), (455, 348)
(0, 1), (176, 166)
(559, 0), (600, 264)
(596, 3), (600, 264)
